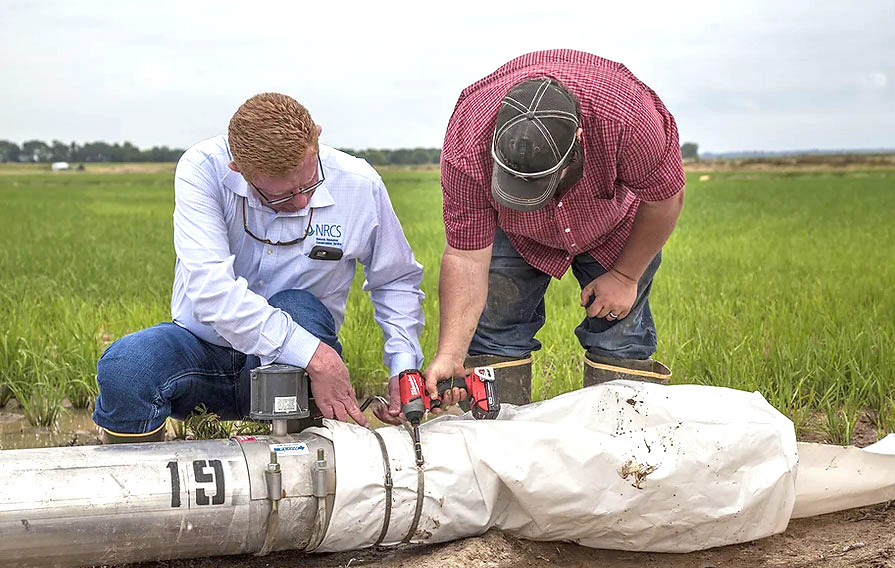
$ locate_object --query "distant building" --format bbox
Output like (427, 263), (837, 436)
(51, 162), (70, 171)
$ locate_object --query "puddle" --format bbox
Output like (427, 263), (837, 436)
(0, 397), (450, 451)
(0, 400), (101, 450)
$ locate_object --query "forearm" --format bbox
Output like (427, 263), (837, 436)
(368, 283), (425, 377)
(434, 244), (492, 363)
(363, 199), (425, 375)
(612, 189), (685, 281)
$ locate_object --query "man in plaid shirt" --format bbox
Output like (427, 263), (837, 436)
(423, 50), (686, 408)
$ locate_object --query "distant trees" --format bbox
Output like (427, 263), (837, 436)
(50, 140), (70, 162)
(340, 147), (441, 166)
(22, 140), (52, 162)
(0, 139), (186, 163)
(0, 140), (21, 162)
(0, 139), (444, 166)
(0, 138), (710, 167)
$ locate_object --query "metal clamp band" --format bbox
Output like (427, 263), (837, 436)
(256, 505), (279, 556)
(370, 428), (393, 546)
(401, 423), (426, 544)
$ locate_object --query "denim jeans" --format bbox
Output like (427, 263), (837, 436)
(468, 228), (661, 361)
(93, 289), (341, 434)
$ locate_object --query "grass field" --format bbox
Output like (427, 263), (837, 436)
(1, 166), (893, 443)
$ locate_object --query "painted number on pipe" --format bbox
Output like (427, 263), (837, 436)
(193, 460), (226, 505)
(166, 460), (227, 507)
(166, 461), (181, 507)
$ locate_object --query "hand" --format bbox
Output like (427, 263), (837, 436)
(580, 269), (638, 321)
(306, 342), (369, 427)
(423, 355), (468, 412)
(372, 375), (403, 426)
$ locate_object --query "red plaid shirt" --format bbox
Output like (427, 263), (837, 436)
(441, 50), (685, 278)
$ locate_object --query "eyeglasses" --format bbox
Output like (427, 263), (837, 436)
(242, 197), (314, 246)
(248, 154), (325, 206)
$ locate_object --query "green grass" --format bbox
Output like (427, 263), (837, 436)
(1, 168), (893, 443)
(171, 404), (271, 440)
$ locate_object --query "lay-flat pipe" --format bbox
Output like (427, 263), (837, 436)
(0, 434), (335, 567)
(13, 385), (895, 565)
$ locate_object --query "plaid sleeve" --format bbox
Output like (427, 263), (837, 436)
(441, 158), (498, 250)
(617, 89), (686, 202)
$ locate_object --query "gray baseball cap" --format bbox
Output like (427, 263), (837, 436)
(491, 78), (580, 212)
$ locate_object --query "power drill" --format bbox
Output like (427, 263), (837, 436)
(398, 368), (500, 466)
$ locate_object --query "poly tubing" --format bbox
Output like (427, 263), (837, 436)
(318, 381), (799, 553)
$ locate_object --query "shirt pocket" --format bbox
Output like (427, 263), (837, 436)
(295, 255), (354, 299)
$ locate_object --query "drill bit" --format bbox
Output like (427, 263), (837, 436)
(411, 422), (424, 467)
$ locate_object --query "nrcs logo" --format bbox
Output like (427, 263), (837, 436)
(307, 224), (342, 238)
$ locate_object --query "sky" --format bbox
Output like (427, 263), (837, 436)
(1, 0), (893, 154)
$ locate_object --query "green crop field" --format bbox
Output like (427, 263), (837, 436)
(1, 167), (894, 443)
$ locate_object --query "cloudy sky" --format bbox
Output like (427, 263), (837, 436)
(1, 0), (892, 153)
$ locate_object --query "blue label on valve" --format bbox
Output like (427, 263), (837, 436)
(270, 442), (309, 455)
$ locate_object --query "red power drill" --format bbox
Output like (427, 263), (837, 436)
(398, 368), (500, 466)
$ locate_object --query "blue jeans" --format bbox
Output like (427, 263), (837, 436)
(93, 289), (341, 434)
(468, 228), (661, 360)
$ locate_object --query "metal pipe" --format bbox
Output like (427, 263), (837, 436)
(0, 434), (335, 567)
(272, 419), (289, 437)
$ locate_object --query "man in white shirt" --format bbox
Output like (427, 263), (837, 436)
(93, 93), (424, 442)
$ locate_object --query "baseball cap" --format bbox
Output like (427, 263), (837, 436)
(491, 78), (580, 212)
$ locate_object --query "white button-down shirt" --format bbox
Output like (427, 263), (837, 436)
(171, 136), (424, 377)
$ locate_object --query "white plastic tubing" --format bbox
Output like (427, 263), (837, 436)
(320, 381), (895, 553)
(319, 381), (802, 553)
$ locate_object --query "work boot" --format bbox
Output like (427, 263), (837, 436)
(464, 354), (533, 405)
(101, 423), (167, 444)
(583, 352), (671, 387)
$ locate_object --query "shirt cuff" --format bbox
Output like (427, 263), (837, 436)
(273, 325), (322, 370)
(388, 352), (421, 378)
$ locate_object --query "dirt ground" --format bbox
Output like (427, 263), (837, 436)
(682, 153), (895, 172)
(0, 162), (176, 175)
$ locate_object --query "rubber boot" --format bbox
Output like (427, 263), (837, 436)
(464, 354), (533, 405)
(583, 352), (671, 387)
(101, 423), (167, 444)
